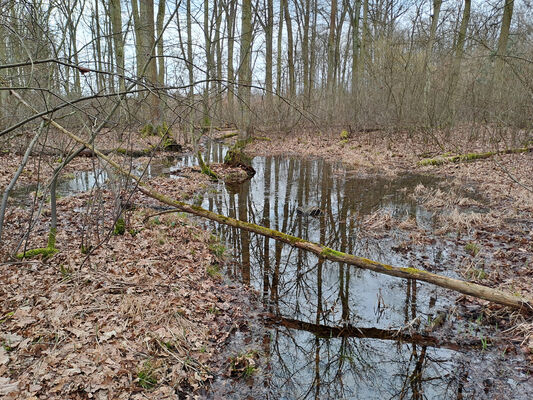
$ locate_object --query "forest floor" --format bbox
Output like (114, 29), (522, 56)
(1, 125), (532, 398)
(0, 141), (264, 399)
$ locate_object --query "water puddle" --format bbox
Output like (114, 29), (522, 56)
(195, 145), (532, 399)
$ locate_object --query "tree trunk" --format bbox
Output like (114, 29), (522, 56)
(448, 0), (471, 121)
(131, 0), (144, 84)
(238, 0), (253, 137)
(283, 0), (295, 98)
(265, 0), (274, 104)
(156, 0), (166, 87)
(214, 0), (223, 109)
(301, 0), (310, 106)
(360, 0), (369, 85)
(326, 0), (337, 111)
(423, 0), (442, 124)
(350, 1), (361, 104)
(203, 0), (212, 130)
(492, 0), (514, 99)
(308, 0), (317, 100)
(225, 0), (237, 113)
(276, 0), (284, 98)
(139, 0), (160, 123)
(110, 0), (125, 93)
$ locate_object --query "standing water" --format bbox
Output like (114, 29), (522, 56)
(197, 141), (533, 399)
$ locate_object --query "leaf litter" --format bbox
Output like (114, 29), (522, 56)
(0, 166), (263, 399)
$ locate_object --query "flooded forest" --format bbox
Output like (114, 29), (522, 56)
(0, 0), (532, 399)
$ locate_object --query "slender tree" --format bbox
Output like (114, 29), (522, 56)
(110, 0), (125, 93)
(238, 0), (253, 137)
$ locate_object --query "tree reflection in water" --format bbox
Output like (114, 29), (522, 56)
(200, 144), (531, 399)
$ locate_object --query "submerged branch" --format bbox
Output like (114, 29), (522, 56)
(266, 315), (482, 350)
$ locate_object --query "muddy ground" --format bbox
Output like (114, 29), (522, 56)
(1, 126), (532, 398)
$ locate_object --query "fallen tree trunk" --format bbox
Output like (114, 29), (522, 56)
(418, 147), (532, 166)
(11, 92), (533, 312)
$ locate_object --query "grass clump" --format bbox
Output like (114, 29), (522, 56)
(465, 242), (480, 256)
(206, 264), (222, 280)
(137, 361), (157, 390)
(209, 242), (226, 258)
(229, 350), (259, 379)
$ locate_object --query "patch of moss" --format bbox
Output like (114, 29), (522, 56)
(321, 247), (346, 259)
(140, 123), (154, 137)
(16, 246), (58, 260)
(198, 152), (219, 180)
(113, 218), (126, 235)
(207, 264), (222, 279)
(340, 130), (349, 139)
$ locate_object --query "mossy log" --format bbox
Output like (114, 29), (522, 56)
(418, 147), (532, 166)
(22, 113), (533, 312)
(217, 132), (238, 140)
(16, 228), (58, 259)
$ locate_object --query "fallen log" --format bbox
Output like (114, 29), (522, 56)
(10, 92), (533, 313)
(418, 147), (532, 166)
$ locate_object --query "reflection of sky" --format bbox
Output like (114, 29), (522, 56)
(270, 330), (458, 400)
(201, 150), (451, 328)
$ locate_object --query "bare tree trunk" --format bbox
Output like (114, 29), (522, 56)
(308, 0), (317, 99)
(94, 0), (104, 92)
(215, 0), (224, 110)
(203, 0), (212, 130)
(423, 0), (443, 125)
(139, 0), (160, 123)
(301, 0), (310, 107)
(103, 0), (115, 91)
(276, 0), (284, 99)
(448, 0), (471, 121)
(239, 0), (253, 137)
(224, 0), (237, 113)
(186, 0), (195, 144)
(110, 0), (125, 93)
(265, 0), (274, 104)
(492, 0), (514, 107)
(360, 0), (369, 86)
(283, 0), (295, 98)
(156, 0), (166, 87)
(350, 1), (361, 102)
(326, 0), (337, 118)
(131, 0), (144, 84)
